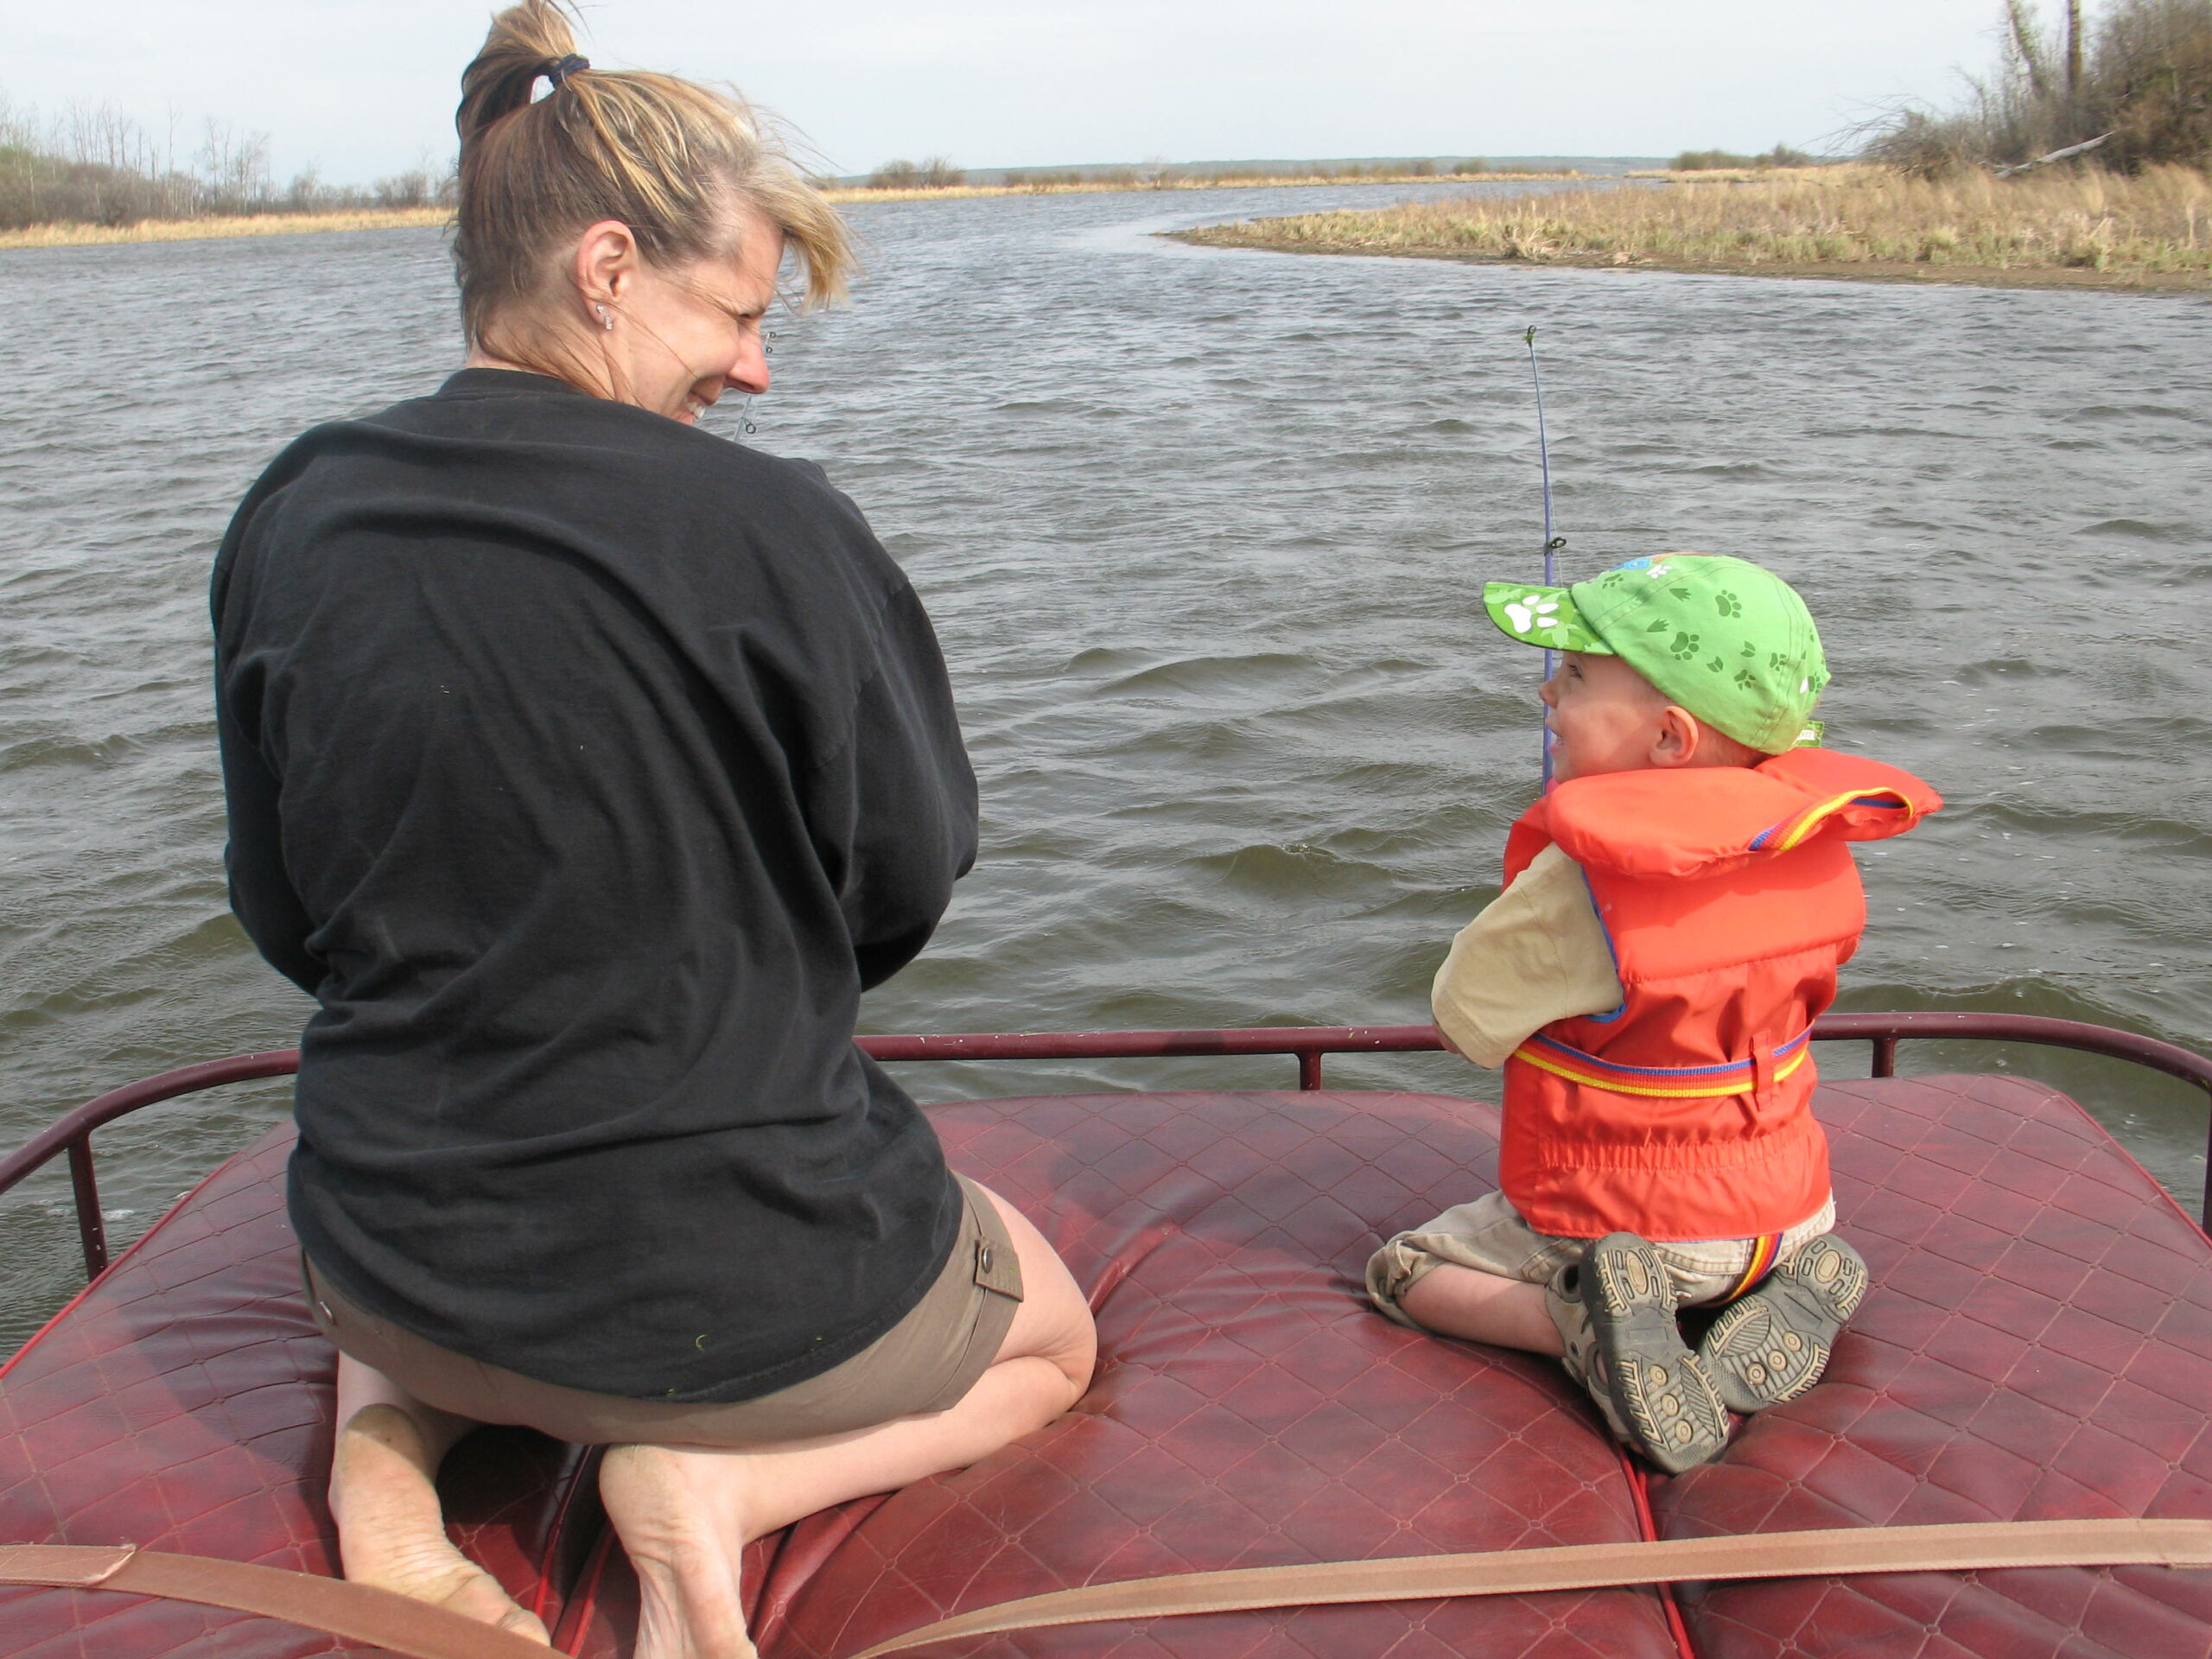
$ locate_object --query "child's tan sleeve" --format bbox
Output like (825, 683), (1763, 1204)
(1430, 844), (1624, 1067)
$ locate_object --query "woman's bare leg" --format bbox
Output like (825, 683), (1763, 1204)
(329, 1354), (551, 1642)
(1399, 1263), (1564, 1356)
(599, 1185), (1098, 1659)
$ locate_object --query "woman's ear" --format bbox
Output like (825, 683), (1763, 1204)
(1648, 704), (1704, 769)
(572, 219), (640, 310)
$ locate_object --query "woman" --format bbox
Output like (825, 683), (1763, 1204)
(211, 6), (1096, 1655)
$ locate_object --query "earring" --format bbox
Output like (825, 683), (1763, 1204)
(595, 305), (614, 331)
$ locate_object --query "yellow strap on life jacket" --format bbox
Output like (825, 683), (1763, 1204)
(1510, 1033), (1813, 1099)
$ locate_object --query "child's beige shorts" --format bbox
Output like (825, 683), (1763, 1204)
(1367, 1190), (1837, 1331)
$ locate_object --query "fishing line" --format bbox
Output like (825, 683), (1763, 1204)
(1524, 325), (1567, 782)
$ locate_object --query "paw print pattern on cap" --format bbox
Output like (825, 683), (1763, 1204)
(1483, 581), (1605, 654)
(1503, 593), (1564, 636)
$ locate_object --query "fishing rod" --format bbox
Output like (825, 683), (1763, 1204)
(1524, 325), (1567, 782)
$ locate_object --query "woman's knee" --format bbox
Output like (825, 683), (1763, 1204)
(974, 1183), (1096, 1394)
(334, 1354), (479, 1465)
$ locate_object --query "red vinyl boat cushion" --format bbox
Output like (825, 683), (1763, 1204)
(723, 1089), (1687, 1659)
(1651, 1073), (2212, 1658)
(0, 1127), (600, 1658)
(5, 1076), (2212, 1658)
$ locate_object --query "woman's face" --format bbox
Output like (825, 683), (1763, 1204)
(471, 204), (791, 423)
(606, 207), (785, 423)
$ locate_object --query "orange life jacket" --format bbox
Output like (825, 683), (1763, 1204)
(1497, 748), (1941, 1242)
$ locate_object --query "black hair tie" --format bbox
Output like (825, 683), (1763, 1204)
(545, 54), (590, 90)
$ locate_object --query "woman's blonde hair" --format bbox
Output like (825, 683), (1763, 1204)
(454, 1), (851, 358)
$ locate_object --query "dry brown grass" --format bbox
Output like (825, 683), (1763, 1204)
(1175, 165), (2212, 289)
(0, 207), (448, 250)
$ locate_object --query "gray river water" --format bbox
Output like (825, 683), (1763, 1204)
(4, 182), (2210, 1355)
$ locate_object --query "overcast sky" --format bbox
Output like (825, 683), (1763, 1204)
(7, 0), (2018, 183)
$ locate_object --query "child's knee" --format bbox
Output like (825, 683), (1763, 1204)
(1367, 1216), (1573, 1340)
(1366, 1192), (1579, 1329)
(1366, 1238), (1538, 1334)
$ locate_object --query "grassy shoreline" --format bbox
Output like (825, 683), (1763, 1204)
(0, 170), (1580, 249)
(0, 206), (450, 250)
(24, 166), (2203, 296)
(1170, 166), (2212, 294)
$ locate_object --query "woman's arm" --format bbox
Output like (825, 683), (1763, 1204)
(213, 663), (324, 997)
(806, 583), (980, 991)
(211, 472), (326, 1001)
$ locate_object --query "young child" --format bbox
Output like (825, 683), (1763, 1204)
(1367, 553), (1939, 1471)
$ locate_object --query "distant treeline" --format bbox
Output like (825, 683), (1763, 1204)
(0, 92), (450, 230)
(1670, 145), (1821, 170)
(861, 156), (969, 189)
(1862, 0), (2212, 175)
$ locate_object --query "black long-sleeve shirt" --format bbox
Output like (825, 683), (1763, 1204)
(212, 369), (978, 1402)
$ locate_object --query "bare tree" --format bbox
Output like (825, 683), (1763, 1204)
(196, 118), (272, 211)
(1864, 0), (2211, 174)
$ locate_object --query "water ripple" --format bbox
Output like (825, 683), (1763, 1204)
(4, 185), (2211, 1348)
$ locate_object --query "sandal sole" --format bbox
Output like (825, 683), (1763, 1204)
(1586, 1234), (1730, 1473)
(1612, 1351), (1732, 1474)
(1700, 1234), (1867, 1414)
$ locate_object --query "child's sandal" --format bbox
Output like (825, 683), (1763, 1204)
(1545, 1261), (1636, 1445)
(1585, 1232), (1731, 1473)
(1698, 1232), (1866, 1414)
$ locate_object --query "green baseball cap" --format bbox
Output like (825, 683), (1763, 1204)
(1483, 554), (1829, 753)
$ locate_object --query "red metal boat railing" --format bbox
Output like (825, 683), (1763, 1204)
(5, 1014), (2212, 1281)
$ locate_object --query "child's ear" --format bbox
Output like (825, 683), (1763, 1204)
(1649, 705), (1703, 769)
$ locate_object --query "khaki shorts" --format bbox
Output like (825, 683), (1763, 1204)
(306, 1174), (1024, 1448)
(1367, 1190), (1838, 1331)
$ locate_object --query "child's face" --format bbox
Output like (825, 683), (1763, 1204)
(1539, 652), (1677, 781)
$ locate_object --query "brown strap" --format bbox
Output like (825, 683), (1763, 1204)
(10, 1519), (2212, 1658)
(846, 1518), (2212, 1659)
(0, 1544), (552, 1659)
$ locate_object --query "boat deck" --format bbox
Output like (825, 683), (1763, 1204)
(6, 1065), (2212, 1656)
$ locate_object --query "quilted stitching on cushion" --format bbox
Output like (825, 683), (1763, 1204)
(1654, 1074), (2212, 1659)
(567, 1091), (1683, 1659)
(10, 1077), (2212, 1658)
(0, 1125), (595, 1656)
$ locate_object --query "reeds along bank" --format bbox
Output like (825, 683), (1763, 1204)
(1186, 165), (2212, 276)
